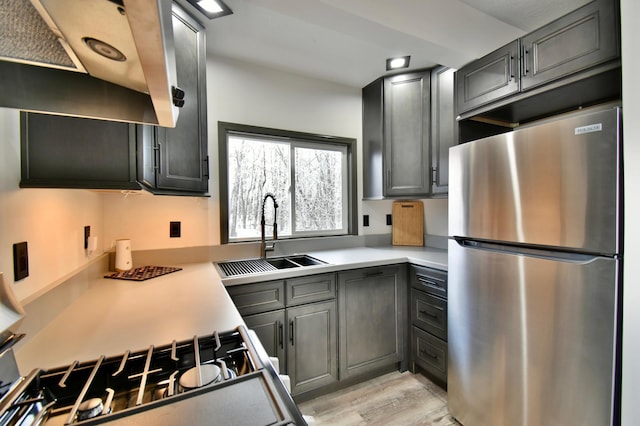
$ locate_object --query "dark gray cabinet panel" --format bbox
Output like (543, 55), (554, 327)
(520, 0), (619, 91)
(244, 309), (286, 373)
(456, 0), (619, 117)
(456, 40), (520, 115)
(286, 273), (336, 307)
(409, 265), (447, 388)
(384, 72), (431, 197)
(20, 112), (139, 190)
(363, 70), (431, 199)
(138, 4), (208, 195)
(411, 289), (447, 341)
(430, 67), (456, 196)
(412, 326), (447, 384)
(338, 265), (406, 379)
(226, 273), (337, 397)
(286, 301), (338, 396)
(226, 280), (285, 316)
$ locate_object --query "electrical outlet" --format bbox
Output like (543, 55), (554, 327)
(13, 242), (29, 281)
(386, 214), (392, 226)
(170, 221), (181, 238)
(84, 226), (91, 249)
(363, 215), (370, 227)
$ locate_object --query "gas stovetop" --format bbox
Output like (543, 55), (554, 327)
(0, 326), (304, 425)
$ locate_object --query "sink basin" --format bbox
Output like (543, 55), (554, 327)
(216, 255), (326, 277)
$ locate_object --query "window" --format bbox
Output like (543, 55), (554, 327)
(219, 122), (357, 243)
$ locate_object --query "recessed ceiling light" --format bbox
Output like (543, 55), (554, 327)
(186, 0), (233, 19)
(386, 56), (411, 71)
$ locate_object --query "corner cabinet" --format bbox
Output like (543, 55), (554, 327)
(337, 265), (407, 379)
(363, 67), (455, 198)
(137, 4), (209, 195)
(456, 0), (620, 117)
(226, 274), (338, 397)
(363, 71), (429, 199)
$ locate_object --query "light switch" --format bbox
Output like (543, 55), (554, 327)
(13, 242), (29, 281)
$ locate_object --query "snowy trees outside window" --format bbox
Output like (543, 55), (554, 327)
(223, 128), (352, 242)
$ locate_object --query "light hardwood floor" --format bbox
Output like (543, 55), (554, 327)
(298, 371), (460, 426)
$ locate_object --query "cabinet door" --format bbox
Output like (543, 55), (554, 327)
(20, 112), (139, 190)
(384, 71), (431, 196)
(411, 289), (447, 341)
(287, 301), (338, 396)
(430, 67), (456, 196)
(520, 0), (619, 91)
(244, 310), (286, 373)
(362, 78), (384, 199)
(456, 40), (520, 115)
(139, 5), (208, 195)
(338, 265), (407, 379)
(286, 273), (336, 307)
(225, 281), (285, 316)
(412, 325), (447, 385)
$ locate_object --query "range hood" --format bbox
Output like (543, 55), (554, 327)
(0, 0), (181, 127)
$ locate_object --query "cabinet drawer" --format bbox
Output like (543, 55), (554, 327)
(410, 265), (447, 299)
(411, 289), (447, 340)
(226, 281), (285, 315)
(286, 273), (336, 306)
(412, 326), (447, 384)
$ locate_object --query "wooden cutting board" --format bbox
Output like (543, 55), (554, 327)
(392, 201), (424, 246)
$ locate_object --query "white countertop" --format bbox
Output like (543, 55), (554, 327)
(14, 245), (447, 374)
(14, 263), (244, 373)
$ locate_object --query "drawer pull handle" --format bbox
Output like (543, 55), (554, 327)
(364, 271), (384, 278)
(419, 309), (438, 319)
(278, 322), (284, 349)
(417, 276), (442, 288)
(419, 349), (439, 360)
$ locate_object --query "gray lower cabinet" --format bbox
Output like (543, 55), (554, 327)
(226, 273), (338, 397)
(456, 0), (619, 116)
(286, 300), (338, 396)
(338, 265), (407, 379)
(137, 4), (209, 195)
(409, 265), (448, 387)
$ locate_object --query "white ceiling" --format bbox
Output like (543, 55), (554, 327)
(177, 0), (591, 88)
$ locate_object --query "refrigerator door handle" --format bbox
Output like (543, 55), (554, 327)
(452, 237), (615, 264)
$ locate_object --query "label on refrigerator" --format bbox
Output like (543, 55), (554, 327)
(574, 123), (603, 135)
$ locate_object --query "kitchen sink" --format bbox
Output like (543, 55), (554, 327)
(216, 255), (326, 277)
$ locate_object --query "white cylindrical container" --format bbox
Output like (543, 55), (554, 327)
(115, 239), (132, 272)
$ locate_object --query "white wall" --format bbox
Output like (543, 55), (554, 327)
(620, 0), (639, 423)
(0, 108), (104, 302)
(102, 56), (450, 251)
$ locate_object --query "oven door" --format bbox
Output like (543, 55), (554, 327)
(104, 370), (303, 426)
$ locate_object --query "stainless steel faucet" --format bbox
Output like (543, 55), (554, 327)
(260, 193), (278, 258)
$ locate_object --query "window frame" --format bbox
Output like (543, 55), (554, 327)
(218, 121), (358, 244)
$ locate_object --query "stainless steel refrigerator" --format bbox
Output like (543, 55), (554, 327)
(447, 104), (622, 426)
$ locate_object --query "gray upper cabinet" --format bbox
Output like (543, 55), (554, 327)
(363, 70), (431, 199)
(338, 265), (407, 379)
(138, 4), (208, 195)
(20, 113), (140, 190)
(384, 72), (431, 197)
(456, 0), (619, 117)
(456, 41), (520, 116)
(520, 0), (618, 91)
(430, 67), (456, 196)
